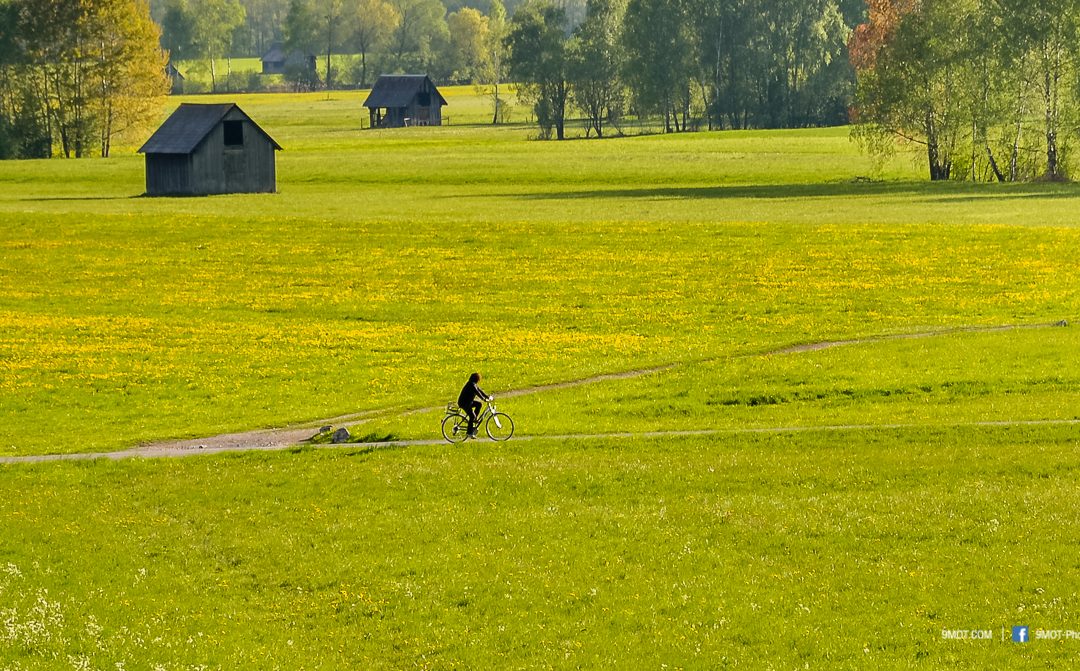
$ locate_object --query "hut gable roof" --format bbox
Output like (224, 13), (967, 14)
(363, 75), (447, 108)
(262, 44), (286, 63)
(138, 103), (282, 155)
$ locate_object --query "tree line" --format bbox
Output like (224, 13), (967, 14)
(0, 0), (169, 159)
(158, 0), (863, 131)
(851, 0), (1080, 181)
(507, 0), (860, 139)
(157, 0), (516, 91)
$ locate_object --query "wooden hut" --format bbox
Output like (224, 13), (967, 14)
(138, 103), (282, 196)
(261, 44), (288, 74)
(363, 74), (447, 128)
(165, 61), (185, 94)
(261, 43), (316, 76)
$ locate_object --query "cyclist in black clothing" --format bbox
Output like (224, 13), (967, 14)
(457, 372), (492, 438)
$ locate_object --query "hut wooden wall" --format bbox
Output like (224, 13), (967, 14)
(145, 154), (192, 195)
(187, 109), (276, 195)
(407, 101), (441, 125)
(374, 102), (442, 128)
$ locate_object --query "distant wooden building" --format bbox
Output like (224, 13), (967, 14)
(165, 62), (185, 94)
(363, 74), (447, 128)
(261, 43), (316, 76)
(138, 103), (282, 196)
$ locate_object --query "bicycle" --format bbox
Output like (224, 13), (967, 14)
(441, 397), (515, 443)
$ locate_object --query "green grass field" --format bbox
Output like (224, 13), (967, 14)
(2, 89), (1080, 668)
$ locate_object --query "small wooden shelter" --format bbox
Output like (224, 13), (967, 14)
(261, 43), (316, 75)
(363, 74), (447, 128)
(165, 61), (185, 94)
(138, 103), (282, 196)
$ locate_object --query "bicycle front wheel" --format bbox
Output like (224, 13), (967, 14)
(485, 412), (515, 441)
(441, 413), (470, 443)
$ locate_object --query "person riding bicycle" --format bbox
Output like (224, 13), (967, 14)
(457, 372), (492, 439)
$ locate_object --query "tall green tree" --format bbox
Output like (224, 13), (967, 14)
(2, 0), (167, 158)
(569, 0), (626, 137)
(284, 0), (320, 53)
(348, 0), (397, 87)
(190, 0), (245, 91)
(160, 0), (197, 60)
(0, 0), (50, 158)
(90, 0), (171, 156)
(319, 0), (348, 89)
(239, 0), (285, 56)
(853, 0), (969, 179)
(765, 0), (850, 127)
(507, 1), (571, 139)
(283, 0), (321, 88)
(622, 0), (694, 132)
(852, 0), (1080, 181)
(389, 0), (450, 75)
(997, 0), (1080, 179)
(479, 0), (510, 123)
(447, 7), (490, 82)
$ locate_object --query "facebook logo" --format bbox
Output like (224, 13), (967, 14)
(1012, 626), (1030, 643)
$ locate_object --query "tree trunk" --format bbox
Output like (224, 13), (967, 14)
(986, 146), (1005, 182)
(926, 108), (948, 181)
(325, 16), (333, 91)
(73, 55), (83, 158)
(1044, 65), (1057, 178)
(970, 116), (977, 182)
(555, 83), (565, 140)
(1009, 117), (1021, 182)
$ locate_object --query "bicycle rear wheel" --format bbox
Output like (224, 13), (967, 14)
(441, 413), (470, 443)
(485, 412), (515, 441)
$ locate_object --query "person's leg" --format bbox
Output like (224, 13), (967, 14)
(468, 401), (482, 435)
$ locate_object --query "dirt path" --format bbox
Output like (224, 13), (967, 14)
(0, 320), (1066, 465)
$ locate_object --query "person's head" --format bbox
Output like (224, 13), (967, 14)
(469, 372), (481, 383)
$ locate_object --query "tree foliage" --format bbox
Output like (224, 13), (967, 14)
(506, 1), (570, 139)
(189, 0), (246, 91)
(568, 0), (626, 137)
(447, 7), (490, 83)
(348, 0), (398, 87)
(622, 0), (694, 131)
(478, 0), (510, 123)
(389, 0), (450, 76)
(853, 0), (1080, 181)
(0, 0), (169, 159)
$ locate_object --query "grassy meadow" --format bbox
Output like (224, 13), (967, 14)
(2, 88), (1080, 668)
(4, 426), (1080, 669)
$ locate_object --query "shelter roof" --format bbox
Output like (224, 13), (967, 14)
(363, 74), (447, 108)
(262, 44), (286, 62)
(138, 103), (282, 155)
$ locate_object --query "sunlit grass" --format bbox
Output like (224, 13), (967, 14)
(349, 325), (1080, 442)
(2, 87), (1080, 669)
(2, 91), (1080, 455)
(2, 426), (1078, 668)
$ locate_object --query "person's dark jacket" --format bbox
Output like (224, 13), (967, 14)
(458, 380), (489, 408)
